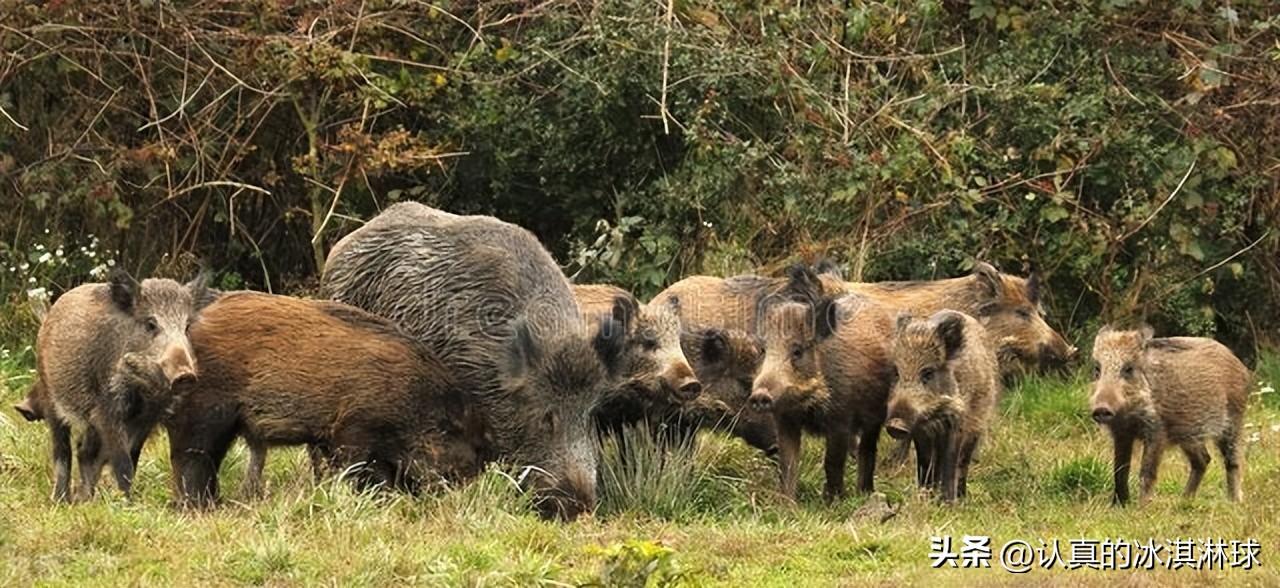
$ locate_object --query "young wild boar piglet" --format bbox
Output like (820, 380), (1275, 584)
(36, 269), (209, 502)
(884, 311), (999, 502)
(1089, 326), (1249, 505)
(167, 292), (487, 507)
(748, 267), (895, 500)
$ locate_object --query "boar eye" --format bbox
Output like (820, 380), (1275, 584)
(1016, 308), (1033, 320)
(1121, 363), (1136, 380)
(887, 365), (899, 386)
(543, 411), (558, 434)
(789, 344), (804, 362)
(640, 335), (659, 352)
(919, 367), (936, 384)
(143, 317), (159, 335)
(1091, 363), (1101, 380)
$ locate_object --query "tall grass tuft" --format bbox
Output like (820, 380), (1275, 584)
(597, 423), (743, 521)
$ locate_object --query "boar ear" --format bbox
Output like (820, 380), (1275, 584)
(933, 311), (966, 360)
(185, 269), (216, 309)
(813, 258), (844, 280)
(814, 296), (840, 340)
(593, 316), (627, 374)
(895, 312), (913, 335)
(664, 294), (681, 316)
(108, 268), (139, 313)
(506, 317), (540, 379)
(610, 295), (638, 333)
(972, 262), (1004, 299)
(699, 328), (729, 365)
(1025, 270), (1041, 305)
(1138, 324), (1155, 347)
(784, 264), (824, 305)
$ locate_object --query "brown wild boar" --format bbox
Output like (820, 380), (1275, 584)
(672, 327), (776, 454)
(884, 311), (999, 502)
(322, 202), (625, 520)
(748, 268), (896, 499)
(573, 285), (700, 401)
(167, 292), (488, 507)
(36, 270), (208, 501)
(818, 261), (1075, 376)
(1088, 326), (1249, 505)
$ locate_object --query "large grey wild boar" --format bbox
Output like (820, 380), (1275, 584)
(1088, 326), (1249, 505)
(884, 311), (999, 502)
(35, 270), (209, 501)
(321, 202), (625, 519)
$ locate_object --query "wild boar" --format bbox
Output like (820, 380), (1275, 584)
(573, 285), (700, 402)
(819, 261), (1075, 376)
(672, 327), (776, 454)
(884, 311), (999, 502)
(748, 283), (895, 500)
(36, 270), (207, 501)
(1088, 326), (1249, 504)
(166, 292), (487, 507)
(322, 202), (625, 520)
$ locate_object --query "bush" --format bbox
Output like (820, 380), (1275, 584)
(1, 1), (1276, 354)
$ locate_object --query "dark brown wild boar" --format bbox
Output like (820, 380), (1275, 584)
(322, 203), (625, 520)
(167, 292), (487, 507)
(36, 270), (208, 501)
(748, 268), (896, 499)
(884, 311), (999, 502)
(818, 261), (1075, 376)
(673, 327), (776, 454)
(1088, 326), (1249, 505)
(573, 285), (700, 402)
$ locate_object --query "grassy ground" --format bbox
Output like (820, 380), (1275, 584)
(1, 344), (1277, 587)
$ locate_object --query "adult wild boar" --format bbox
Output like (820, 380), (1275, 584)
(36, 270), (208, 501)
(818, 261), (1075, 376)
(322, 203), (625, 519)
(885, 311), (999, 502)
(167, 292), (486, 506)
(1089, 326), (1249, 505)
(673, 327), (776, 454)
(573, 285), (700, 402)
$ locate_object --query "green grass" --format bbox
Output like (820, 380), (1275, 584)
(3, 352), (1279, 586)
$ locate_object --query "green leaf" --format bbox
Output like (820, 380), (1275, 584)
(1040, 205), (1069, 224)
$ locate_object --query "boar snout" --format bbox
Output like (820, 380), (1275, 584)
(749, 388), (774, 411)
(530, 467), (596, 521)
(1091, 407), (1115, 424)
(885, 417), (911, 440)
(664, 363), (702, 401)
(160, 343), (198, 385)
(13, 398), (42, 422)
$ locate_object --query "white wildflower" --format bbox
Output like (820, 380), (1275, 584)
(37, 252), (51, 264)
(1247, 432), (1261, 443)
(55, 248), (64, 257)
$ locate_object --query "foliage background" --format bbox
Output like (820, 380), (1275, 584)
(1, 0), (1277, 354)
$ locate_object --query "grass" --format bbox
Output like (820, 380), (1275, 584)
(2, 347), (1279, 586)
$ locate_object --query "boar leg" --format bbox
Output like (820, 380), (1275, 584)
(102, 427), (137, 498)
(1215, 434), (1243, 502)
(1110, 430), (1135, 505)
(938, 427), (961, 503)
(75, 428), (105, 501)
(240, 438), (268, 498)
(776, 419), (803, 499)
(855, 424), (880, 494)
(913, 435), (935, 489)
(167, 423), (236, 508)
(49, 415), (73, 503)
(1137, 431), (1166, 504)
(1180, 441), (1211, 498)
(956, 436), (978, 500)
(822, 426), (850, 501)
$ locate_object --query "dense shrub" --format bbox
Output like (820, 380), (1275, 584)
(0, 0), (1276, 353)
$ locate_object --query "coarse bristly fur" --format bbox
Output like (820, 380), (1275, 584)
(818, 261), (1075, 378)
(36, 270), (209, 502)
(1088, 325), (1250, 505)
(320, 202), (625, 520)
(166, 292), (487, 508)
(885, 310), (999, 503)
(747, 266), (896, 501)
